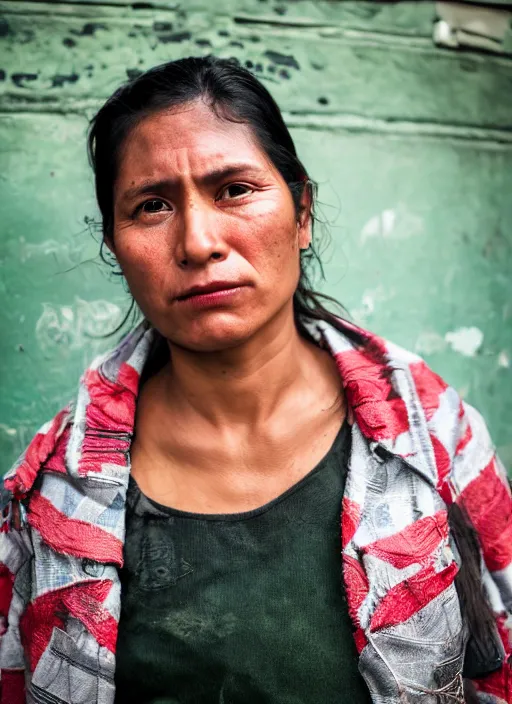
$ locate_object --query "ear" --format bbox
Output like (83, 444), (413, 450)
(297, 182), (312, 250)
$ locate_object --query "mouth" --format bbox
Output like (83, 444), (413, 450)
(176, 281), (245, 301)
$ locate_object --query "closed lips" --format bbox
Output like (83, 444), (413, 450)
(176, 282), (244, 300)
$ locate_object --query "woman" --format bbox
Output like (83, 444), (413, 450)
(0, 56), (510, 704)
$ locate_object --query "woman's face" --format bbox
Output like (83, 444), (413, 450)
(111, 100), (311, 352)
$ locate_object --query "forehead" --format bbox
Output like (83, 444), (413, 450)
(117, 100), (268, 179)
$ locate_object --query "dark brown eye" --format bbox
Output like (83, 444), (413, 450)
(142, 199), (167, 213)
(218, 184), (252, 201)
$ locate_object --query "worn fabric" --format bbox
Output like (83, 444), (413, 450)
(0, 317), (511, 703)
(115, 419), (371, 703)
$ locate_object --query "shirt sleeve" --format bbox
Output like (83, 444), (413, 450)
(449, 401), (512, 700)
(0, 500), (33, 703)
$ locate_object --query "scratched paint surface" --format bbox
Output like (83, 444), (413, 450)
(0, 1), (511, 469)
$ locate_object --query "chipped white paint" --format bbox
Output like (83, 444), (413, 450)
(20, 238), (63, 260)
(416, 328), (487, 358)
(19, 236), (89, 265)
(415, 331), (447, 356)
(361, 209), (395, 240)
(0, 423), (17, 437)
(36, 298), (123, 356)
(445, 327), (484, 357)
(361, 292), (375, 316)
(361, 203), (424, 243)
(352, 285), (395, 324)
(498, 351), (510, 368)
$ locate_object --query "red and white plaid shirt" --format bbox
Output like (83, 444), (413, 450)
(1, 318), (511, 703)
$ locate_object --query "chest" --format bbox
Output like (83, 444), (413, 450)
(115, 441), (372, 703)
(130, 410), (345, 514)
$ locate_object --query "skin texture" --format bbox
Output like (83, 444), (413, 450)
(110, 99), (346, 513)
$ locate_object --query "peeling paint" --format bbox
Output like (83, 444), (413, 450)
(157, 30), (192, 43)
(0, 4), (510, 134)
(11, 72), (38, 88)
(445, 327), (484, 357)
(35, 298), (123, 356)
(51, 73), (79, 88)
(498, 351), (510, 368)
(263, 50), (300, 69)
(352, 286), (395, 324)
(361, 203), (424, 243)
(19, 238), (86, 264)
(416, 328), (486, 358)
(70, 23), (108, 38)
(415, 331), (447, 356)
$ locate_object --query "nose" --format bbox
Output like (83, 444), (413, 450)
(175, 198), (227, 269)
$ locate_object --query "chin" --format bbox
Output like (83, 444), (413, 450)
(162, 316), (259, 353)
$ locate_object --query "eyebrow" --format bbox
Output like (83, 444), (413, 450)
(120, 163), (265, 202)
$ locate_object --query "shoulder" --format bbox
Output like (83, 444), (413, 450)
(317, 317), (455, 414)
(2, 405), (73, 506)
(329, 319), (500, 491)
(381, 336), (497, 475)
(323, 319), (466, 451)
(2, 322), (155, 506)
(382, 336), (509, 542)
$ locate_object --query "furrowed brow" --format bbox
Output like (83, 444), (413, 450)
(121, 179), (177, 203)
(199, 163), (264, 186)
(121, 163), (264, 202)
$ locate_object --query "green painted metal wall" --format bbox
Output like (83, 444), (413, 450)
(0, 0), (511, 471)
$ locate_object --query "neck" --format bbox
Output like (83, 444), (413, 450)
(160, 304), (326, 428)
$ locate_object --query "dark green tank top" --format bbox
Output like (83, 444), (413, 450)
(115, 421), (371, 703)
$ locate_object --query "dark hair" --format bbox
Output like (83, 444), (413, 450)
(87, 55), (366, 348)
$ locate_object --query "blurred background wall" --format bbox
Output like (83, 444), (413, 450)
(0, 0), (511, 471)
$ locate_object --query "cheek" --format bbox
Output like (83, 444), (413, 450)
(239, 210), (299, 274)
(116, 238), (166, 279)
(114, 240), (174, 312)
